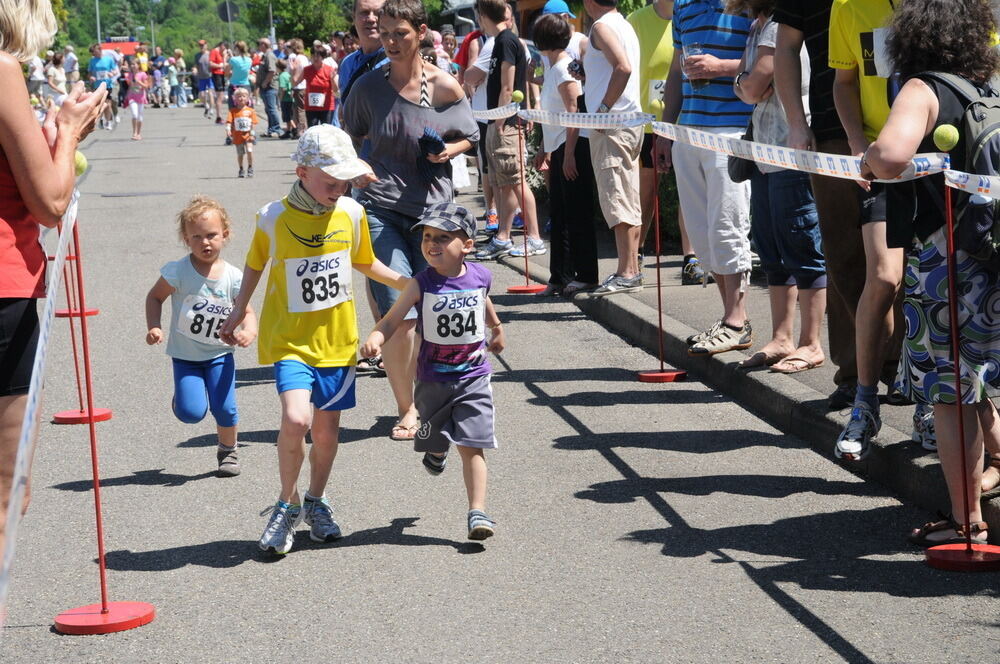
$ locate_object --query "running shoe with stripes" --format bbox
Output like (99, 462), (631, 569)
(258, 500), (302, 555)
(475, 237), (513, 260)
(592, 273), (643, 296)
(422, 452), (447, 475)
(509, 238), (547, 257)
(303, 494), (342, 542)
(468, 509), (495, 541)
(912, 403), (936, 452)
(687, 320), (722, 346)
(835, 403), (881, 461)
(688, 321), (752, 355)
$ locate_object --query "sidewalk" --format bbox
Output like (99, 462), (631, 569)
(470, 220), (1000, 538)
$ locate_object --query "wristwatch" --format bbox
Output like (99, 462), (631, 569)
(597, 103), (611, 114)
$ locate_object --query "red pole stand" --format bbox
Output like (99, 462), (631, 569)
(925, 183), (1000, 571)
(49, 230), (112, 424)
(638, 167), (686, 383)
(54, 223), (155, 634)
(508, 120), (546, 295)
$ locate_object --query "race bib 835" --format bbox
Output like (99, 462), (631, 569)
(284, 250), (352, 312)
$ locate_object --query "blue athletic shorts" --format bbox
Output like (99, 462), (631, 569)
(273, 360), (356, 411)
(171, 354), (238, 427)
(197, 78), (214, 92)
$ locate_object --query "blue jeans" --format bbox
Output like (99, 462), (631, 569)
(171, 354), (238, 427)
(261, 87), (281, 134)
(749, 168), (827, 289)
(362, 200), (427, 319)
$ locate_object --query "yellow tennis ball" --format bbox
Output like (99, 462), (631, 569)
(933, 124), (960, 152)
(74, 150), (88, 176)
(511, 90), (524, 103)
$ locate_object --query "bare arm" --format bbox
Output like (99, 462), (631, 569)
(231, 304), (257, 348)
(219, 264), (263, 343)
(774, 24), (813, 150)
(484, 296), (505, 354)
(590, 22), (631, 110)
(353, 259), (410, 291)
(558, 79), (582, 180)
(733, 46), (774, 105)
(145, 277), (175, 345)
(653, 55), (685, 171)
(499, 61), (515, 106)
(463, 64), (486, 94)
(862, 78), (937, 180)
(832, 66), (868, 155)
(360, 279), (422, 357)
(0, 55), (106, 227)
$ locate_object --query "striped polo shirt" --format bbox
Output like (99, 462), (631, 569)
(672, 0), (752, 128)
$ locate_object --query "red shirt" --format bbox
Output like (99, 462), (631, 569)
(0, 144), (45, 298)
(209, 47), (225, 74)
(303, 64), (336, 111)
(454, 30), (481, 69)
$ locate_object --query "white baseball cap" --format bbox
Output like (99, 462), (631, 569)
(291, 125), (373, 181)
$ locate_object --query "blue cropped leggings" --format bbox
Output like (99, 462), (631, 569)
(171, 354), (238, 427)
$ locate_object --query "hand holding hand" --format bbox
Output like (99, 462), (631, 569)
(361, 331), (384, 359)
(232, 328), (256, 348)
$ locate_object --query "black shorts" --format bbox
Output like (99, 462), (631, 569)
(477, 121), (489, 174)
(858, 182), (888, 226)
(212, 73), (226, 92)
(281, 100), (293, 122)
(0, 299), (39, 397)
(639, 132), (656, 169)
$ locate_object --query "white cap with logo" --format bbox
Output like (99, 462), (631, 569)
(291, 125), (374, 181)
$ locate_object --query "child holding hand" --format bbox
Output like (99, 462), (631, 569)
(146, 196), (257, 477)
(362, 202), (505, 541)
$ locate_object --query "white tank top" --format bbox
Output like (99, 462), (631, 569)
(583, 11), (641, 114)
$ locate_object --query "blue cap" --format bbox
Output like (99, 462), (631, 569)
(541, 0), (576, 19)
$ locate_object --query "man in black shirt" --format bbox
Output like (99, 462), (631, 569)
(474, 0), (546, 260)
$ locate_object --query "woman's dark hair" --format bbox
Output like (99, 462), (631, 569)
(724, 0), (774, 16)
(889, 0), (999, 84)
(379, 0), (428, 30)
(532, 14), (571, 52)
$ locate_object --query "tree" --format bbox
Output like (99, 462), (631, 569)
(105, 0), (136, 39)
(245, 0), (350, 42)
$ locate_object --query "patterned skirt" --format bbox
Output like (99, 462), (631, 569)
(894, 226), (1000, 405)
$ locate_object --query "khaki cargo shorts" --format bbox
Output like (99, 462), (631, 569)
(589, 125), (642, 228)
(485, 121), (525, 188)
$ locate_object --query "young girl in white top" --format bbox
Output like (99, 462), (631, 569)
(145, 196), (257, 477)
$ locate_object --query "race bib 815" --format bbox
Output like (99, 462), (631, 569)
(177, 294), (231, 346)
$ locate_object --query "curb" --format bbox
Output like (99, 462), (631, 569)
(497, 255), (1000, 540)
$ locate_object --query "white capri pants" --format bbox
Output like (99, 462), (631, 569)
(128, 99), (144, 122)
(672, 126), (751, 276)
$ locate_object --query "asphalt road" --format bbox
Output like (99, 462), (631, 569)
(1, 107), (997, 663)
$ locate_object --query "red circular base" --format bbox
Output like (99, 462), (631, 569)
(507, 284), (547, 294)
(638, 369), (688, 383)
(925, 543), (1000, 572)
(54, 601), (155, 635)
(55, 308), (100, 318)
(52, 407), (113, 424)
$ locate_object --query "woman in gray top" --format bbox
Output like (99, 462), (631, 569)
(343, 0), (478, 441)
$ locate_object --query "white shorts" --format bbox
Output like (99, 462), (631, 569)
(672, 126), (751, 275)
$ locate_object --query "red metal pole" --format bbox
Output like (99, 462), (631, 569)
(517, 124), (530, 284)
(62, 254), (86, 412)
(942, 184), (973, 551)
(653, 171), (665, 373)
(71, 223), (111, 611)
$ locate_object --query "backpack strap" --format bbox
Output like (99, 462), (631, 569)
(918, 72), (982, 108)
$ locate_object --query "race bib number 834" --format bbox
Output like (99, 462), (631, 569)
(422, 288), (486, 345)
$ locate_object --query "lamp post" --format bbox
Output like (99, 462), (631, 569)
(95, 0), (102, 43)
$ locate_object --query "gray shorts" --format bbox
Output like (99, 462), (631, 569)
(413, 374), (497, 454)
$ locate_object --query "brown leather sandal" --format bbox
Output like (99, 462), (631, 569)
(909, 515), (989, 547)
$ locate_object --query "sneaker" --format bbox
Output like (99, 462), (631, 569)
(912, 403), (936, 452)
(689, 320), (753, 356)
(475, 237), (513, 260)
(225, 136), (233, 146)
(215, 117), (225, 125)
(258, 501), (302, 555)
(592, 273), (644, 296)
(687, 320), (722, 346)
(422, 452), (447, 475)
(682, 257), (713, 285)
(247, 166), (254, 178)
(303, 495), (343, 542)
(828, 381), (857, 411)
(835, 403), (881, 461)
(467, 509), (495, 541)
(512, 212), (524, 229)
(563, 280), (598, 296)
(509, 238), (547, 257)
(238, 168), (245, 178)
(484, 209), (499, 233)
(279, 131), (292, 140)
(216, 446), (240, 477)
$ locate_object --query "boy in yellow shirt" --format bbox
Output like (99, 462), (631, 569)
(221, 125), (409, 555)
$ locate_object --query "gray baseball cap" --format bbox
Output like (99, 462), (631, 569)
(411, 202), (477, 239)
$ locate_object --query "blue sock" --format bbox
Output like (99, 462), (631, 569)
(853, 383), (879, 411)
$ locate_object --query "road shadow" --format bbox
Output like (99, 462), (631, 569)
(178, 417), (397, 448)
(496, 309), (588, 323)
(553, 428), (802, 454)
(492, 367), (636, 384)
(529, 388), (723, 409)
(236, 366), (273, 388)
(51, 468), (217, 491)
(180, 429), (279, 448)
(102, 517), (482, 570)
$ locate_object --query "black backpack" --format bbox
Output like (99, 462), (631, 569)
(920, 72), (1000, 267)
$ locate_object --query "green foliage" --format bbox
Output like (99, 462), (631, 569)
(245, 0), (350, 42)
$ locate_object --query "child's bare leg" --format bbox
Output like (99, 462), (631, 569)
(457, 445), (487, 511)
(247, 150), (254, 168)
(277, 389), (312, 503)
(307, 409), (340, 497)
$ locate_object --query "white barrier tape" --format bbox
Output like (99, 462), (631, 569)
(0, 191), (79, 627)
(944, 169), (1000, 198)
(651, 122), (949, 183)
(471, 103), (520, 121)
(518, 109), (655, 129)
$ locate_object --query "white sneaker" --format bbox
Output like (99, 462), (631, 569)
(258, 501), (301, 555)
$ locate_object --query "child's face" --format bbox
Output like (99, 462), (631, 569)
(184, 211), (229, 264)
(233, 91), (249, 108)
(420, 227), (473, 271)
(296, 166), (350, 207)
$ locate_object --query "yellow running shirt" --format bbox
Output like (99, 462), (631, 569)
(246, 196), (375, 368)
(627, 3), (674, 133)
(828, 0), (895, 142)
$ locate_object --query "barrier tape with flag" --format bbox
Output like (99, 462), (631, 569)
(471, 107), (972, 189)
(0, 191), (79, 627)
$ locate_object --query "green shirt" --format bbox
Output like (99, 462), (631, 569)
(278, 71), (292, 102)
